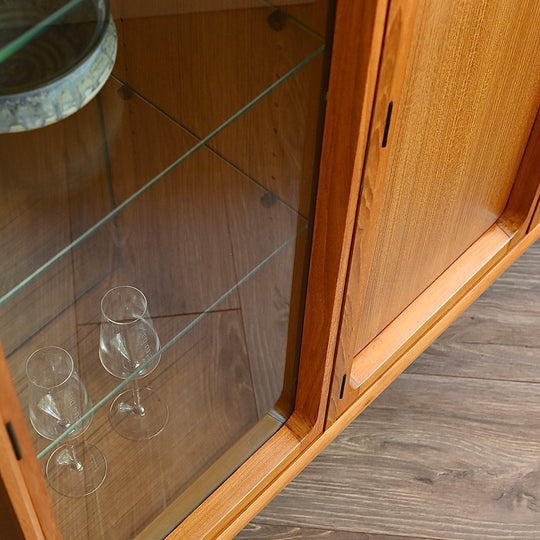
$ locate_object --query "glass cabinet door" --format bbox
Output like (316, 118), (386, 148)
(0, 0), (331, 537)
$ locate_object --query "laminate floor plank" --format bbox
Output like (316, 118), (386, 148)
(238, 522), (418, 540)
(240, 240), (540, 539)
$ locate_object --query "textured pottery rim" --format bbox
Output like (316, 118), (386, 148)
(0, 1), (117, 133)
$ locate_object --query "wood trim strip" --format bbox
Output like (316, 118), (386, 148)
(289, 0), (390, 437)
(136, 414), (283, 539)
(349, 224), (510, 390)
(325, 0), (420, 425)
(0, 408), (44, 540)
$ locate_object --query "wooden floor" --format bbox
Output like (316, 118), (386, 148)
(237, 239), (540, 539)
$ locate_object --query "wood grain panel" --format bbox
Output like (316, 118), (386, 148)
(343, 0), (540, 362)
(0, 98), (109, 356)
(234, 239), (302, 419)
(224, 164), (303, 418)
(209, 56), (324, 217)
(112, 5), (320, 140)
(289, 0), (389, 436)
(71, 80), (240, 322)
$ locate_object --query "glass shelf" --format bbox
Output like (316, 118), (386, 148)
(0, 1), (330, 537)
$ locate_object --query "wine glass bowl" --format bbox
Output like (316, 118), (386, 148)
(26, 346), (106, 497)
(99, 286), (161, 379)
(99, 286), (168, 440)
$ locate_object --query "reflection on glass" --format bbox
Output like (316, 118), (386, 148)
(99, 285), (168, 440)
(26, 346), (107, 497)
(1, 0), (331, 536)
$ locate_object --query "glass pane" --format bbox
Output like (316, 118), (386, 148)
(0, 1), (331, 537)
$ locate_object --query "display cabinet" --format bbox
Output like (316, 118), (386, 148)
(0, 0), (539, 539)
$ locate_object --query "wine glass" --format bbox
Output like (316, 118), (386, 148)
(99, 285), (168, 440)
(26, 346), (107, 497)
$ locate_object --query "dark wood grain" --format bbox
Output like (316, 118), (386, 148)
(241, 240), (540, 539)
(0, 98), (110, 357)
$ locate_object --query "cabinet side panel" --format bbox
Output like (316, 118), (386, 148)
(348, 0), (540, 358)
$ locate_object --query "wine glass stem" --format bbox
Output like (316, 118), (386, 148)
(66, 441), (84, 472)
(132, 379), (146, 416)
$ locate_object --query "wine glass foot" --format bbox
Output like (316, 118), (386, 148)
(109, 387), (168, 440)
(46, 442), (107, 497)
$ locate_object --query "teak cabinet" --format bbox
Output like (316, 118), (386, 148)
(1, 0), (539, 538)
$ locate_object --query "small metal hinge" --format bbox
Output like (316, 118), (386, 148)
(6, 422), (22, 460)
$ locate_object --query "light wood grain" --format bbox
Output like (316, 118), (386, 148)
(341, 0), (540, 369)
(328, 0), (420, 430)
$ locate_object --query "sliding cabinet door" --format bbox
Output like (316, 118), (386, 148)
(329, 0), (540, 421)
